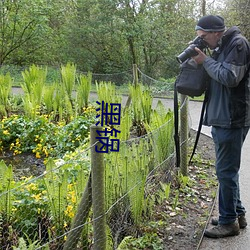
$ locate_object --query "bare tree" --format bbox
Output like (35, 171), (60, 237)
(0, 0), (48, 65)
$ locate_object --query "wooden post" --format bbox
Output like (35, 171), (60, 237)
(63, 175), (92, 250)
(91, 125), (106, 250)
(133, 64), (138, 86)
(125, 64), (138, 110)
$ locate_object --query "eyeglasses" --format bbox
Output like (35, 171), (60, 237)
(198, 32), (214, 40)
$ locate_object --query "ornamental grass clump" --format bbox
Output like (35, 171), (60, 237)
(144, 100), (175, 164)
(129, 83), (153, 135)
(76, 72), (92, 111)
(60, 63), (76, 103)
(21, 65), (47, 118)
(0, 73), (12, 117)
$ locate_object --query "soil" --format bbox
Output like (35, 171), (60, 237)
(0, 152), (45, 180)
(159, 130), (217, 250)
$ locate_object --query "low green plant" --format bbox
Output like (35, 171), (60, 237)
(0, 73), (12, 117)
(12, 176), (48, 241)
(105, 138), (153, 232)
(0, 111), (95, 158)
(96, 81), (122, 106)
(178, 173), (191, 189)
(157, 182), (171, 204)
(117, 233), (163, 250)
(21, 65), (47, 118)
(0, 161), (15, 222)
(43, 84), (56, 114)
(13, 236), (44, 250)
(172, 190), (180, 210)
(144, 100), (174, 164)
(60, 62), (76, 102)
(76, 72), (92, 110)
(43, 159), (69, 231)
(129, 83), (152, 126)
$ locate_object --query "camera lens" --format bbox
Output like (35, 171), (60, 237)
(176, 45), (198, 63)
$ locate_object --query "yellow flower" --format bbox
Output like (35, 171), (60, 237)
(26, 183), (37, 191)
(65, 205), (74, 218)
(36, 152), (41, 159)
(32, 193), (42, 201)
(14, 149), (22, 155)
(3, 130), (9, 135)
(43, 147), (49, 157)
(71, 195), (76, 204)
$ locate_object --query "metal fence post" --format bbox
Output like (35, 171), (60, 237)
(90, 125), (106, 250)
(180, 94), (189, 176)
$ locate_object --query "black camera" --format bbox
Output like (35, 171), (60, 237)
(176, 36), (208, 64)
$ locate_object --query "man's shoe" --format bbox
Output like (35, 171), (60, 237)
(238, 215), (248, 228)
(211, 214), (247, 229)
(204, 222), (240, 238)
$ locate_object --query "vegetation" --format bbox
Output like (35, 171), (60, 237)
(0, 0), (247, 81)
(0, 0), (243, 248)
(0, 65), (179, 248)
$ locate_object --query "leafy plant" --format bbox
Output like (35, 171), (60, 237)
(0, 112), (95, 158)
(157, 182), (171, 204)
(13, 236), (43, 250)
(105, 138), (153, 240)
(61, 63), (76, 99)
(0, 73), (12, 117)
(12, 176), (49, 241)
(43, 84), (56, 114)
(178, 173), (192, 189)
(96, 81), (122, 105)
(145, 100), (174, 164)
(117, 233), (163, 250)
(0, 161), (15, 222)
(129, 83), (152, 135)
(76, 72), (92, 110)
(21, 65), (47, 118)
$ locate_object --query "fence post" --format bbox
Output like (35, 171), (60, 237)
(125, 64), (138, 110)
(63, 175), (92, 250)
(133, 64), (138, 86)
(90, 125), (106, 250)
(180, 94), (188, 176)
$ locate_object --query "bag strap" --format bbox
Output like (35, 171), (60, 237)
(174, 80), (180, 168)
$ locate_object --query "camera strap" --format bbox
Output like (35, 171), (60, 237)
(189, 91), (208, 164)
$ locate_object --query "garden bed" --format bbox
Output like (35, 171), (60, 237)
(160, 131), (217, 250)
(0, 130), (217, 250)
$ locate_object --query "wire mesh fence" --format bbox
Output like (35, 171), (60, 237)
(0, 65), (190, 249)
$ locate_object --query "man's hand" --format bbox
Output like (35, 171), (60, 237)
(192, 47), (207, 64)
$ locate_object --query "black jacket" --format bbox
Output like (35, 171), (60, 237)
(203, 26), (250, 128)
